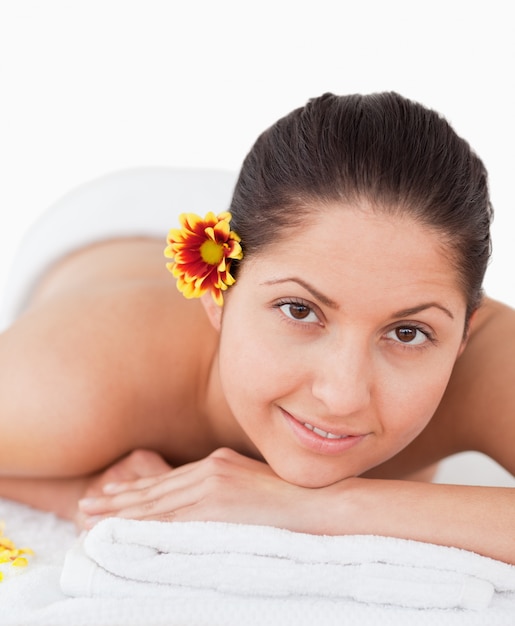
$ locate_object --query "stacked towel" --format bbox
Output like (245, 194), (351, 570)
(61, 518), (515, 611)
(2, 498), (515, 626)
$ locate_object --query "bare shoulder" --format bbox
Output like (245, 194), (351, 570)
(0, 239), (217, 477)
(436, 296), (515, 472)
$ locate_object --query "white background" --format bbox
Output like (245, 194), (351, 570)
(1, 0), (514, 304)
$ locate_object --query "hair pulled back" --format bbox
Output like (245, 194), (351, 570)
(229, 92), (493, 320)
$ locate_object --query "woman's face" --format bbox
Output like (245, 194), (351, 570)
(215, 203), (468, 488)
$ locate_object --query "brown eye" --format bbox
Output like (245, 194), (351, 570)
(386, 325), (431, 347)
(289, 304), (311, 320)
(387, 325), (430, 346)
(396, 327), (418, 343)
(277, 301), (319, 324)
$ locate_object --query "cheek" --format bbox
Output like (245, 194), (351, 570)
(381, 358), (454, 442)
(217, 311), (301, 418)
(217, 316), (272, 409)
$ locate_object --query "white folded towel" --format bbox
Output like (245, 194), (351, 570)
(60, 519), (515, 611)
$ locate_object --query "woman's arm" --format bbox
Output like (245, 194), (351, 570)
(77, 447), (515, 564)
(0, 475), (89, 519)
(0, 450), (173, 524)
(323, 478), (515, 564)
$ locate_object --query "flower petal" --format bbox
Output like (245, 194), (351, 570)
(164, 211), (243, 306)
(0, 522), (33, 581)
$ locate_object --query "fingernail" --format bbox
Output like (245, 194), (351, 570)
(103, 482), (121, 494)
(78, 498), (97, 510)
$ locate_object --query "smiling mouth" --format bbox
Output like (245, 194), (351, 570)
(302, 423), (349, 439)
(281, 408), (365, 455)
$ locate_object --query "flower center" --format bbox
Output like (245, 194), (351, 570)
(200, 239), (224, 265)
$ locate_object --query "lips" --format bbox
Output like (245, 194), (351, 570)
(280, 408), (366, 455)
(302, 422), (349, 439)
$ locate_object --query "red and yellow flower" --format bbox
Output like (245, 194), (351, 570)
(165, 211), (243, 306)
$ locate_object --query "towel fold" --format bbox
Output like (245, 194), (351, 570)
(60, 519), (515, 611)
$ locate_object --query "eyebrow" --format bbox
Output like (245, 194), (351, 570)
(261, 277), (339, 308)
(262, 278), (455, 320)
(391, 303), (455, 320)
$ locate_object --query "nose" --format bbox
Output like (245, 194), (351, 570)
(310, 336), (372, 418)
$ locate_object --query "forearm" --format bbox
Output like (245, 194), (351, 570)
(0, 475), (88, 520)
(73, 448), (515, 564)
(322, 478), (515, 564)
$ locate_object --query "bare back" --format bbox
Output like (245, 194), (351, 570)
(0, 238), (231, 478)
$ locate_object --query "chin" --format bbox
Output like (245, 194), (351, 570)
(272, 461), (355, 489)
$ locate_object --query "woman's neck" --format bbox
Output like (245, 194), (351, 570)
(202, 350), (263, 461)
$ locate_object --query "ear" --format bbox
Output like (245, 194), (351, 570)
(200, 293), (223, 331)
(457, 308), (479, 357)
(457, 338), (468, 359)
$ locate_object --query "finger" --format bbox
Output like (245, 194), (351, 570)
(97, 447), (256, 496)
(79, 449), (270, 522)
(78, 464), (206, 517)
(81, 481), (205, 527)
(97, 455), (208, 496)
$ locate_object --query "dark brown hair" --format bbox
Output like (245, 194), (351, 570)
(229, 92), (493, 321)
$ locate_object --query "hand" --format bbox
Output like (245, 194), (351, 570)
(78, 447), (327, 532)
(75, 449), (173, 530)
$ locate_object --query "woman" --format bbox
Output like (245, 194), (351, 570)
(1, 92), (514, 563)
